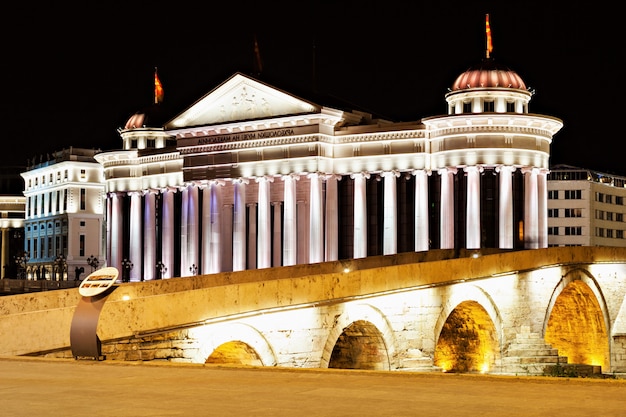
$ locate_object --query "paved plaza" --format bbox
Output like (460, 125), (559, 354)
(1, 356), (625, 416)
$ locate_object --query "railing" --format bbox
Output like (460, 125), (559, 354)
(0, 279), (81, 296)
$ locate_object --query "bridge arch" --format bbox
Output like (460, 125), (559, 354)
(187, 322), (277, 366)
(320, 302), (397, 370)
(433, 284), (503, 373)
(543, 267), (611, 371)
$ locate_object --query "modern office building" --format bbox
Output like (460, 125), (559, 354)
(547, 164), (626, 247)
(93, 48), (563, 281)
(20, 148), (106, 280)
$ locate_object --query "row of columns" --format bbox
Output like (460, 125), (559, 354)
(106, 166), (547, 281)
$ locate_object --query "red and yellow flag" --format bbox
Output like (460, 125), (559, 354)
(485, 14), (493, 58)
(154, 67), (164, 104)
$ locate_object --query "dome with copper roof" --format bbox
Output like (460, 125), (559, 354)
(450, 58), (526, 92)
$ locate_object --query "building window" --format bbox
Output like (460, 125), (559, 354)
(80, 169), (86, 180)
(618, 230), (624, 239)
(564, 208), (581, 218)
(548, 209), (559, 217)
(80, 188), (86, 211)
(548, 190), (559, 199)
(617, 196), (624, 205)
(596, 193), (604, 202)
(617, 213), (623, 222)
(596, 210), (604, 220)
(606, 194), (613, 204)
(548, 227), (559, 235)
(597, 228), (605, 237)
(79, 234), (85, 257)
(483, 100), (494, 112)
(607, 229), (614, 238)
(565, 227), (582, 236)
(607, 212), (614, 221)
(506, 101), (515, 112)
(463, 102), (472, 113)
(565, 190), (582, 199)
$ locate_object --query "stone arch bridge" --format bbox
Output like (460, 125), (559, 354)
(2, 246), (626, 376)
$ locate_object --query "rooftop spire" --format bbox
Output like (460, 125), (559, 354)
(485, 13), (493, 58)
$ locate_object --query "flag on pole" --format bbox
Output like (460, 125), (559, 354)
(154, 67), (164, 104)
(485, 14), (493, 58)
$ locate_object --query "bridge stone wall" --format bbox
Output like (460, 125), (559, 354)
(2, 247), (626, 376)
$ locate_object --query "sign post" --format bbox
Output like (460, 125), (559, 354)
(70, 267), (119, 360)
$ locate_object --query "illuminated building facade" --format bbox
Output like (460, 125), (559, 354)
(0, 196), (25, 278)
(547, 164), (626, 247)
(20, 148), (106, 280)
(95, 55), (562, 281)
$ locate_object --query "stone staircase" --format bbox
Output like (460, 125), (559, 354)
(499, 326), (567, 376)
(397, 348), (441, 372)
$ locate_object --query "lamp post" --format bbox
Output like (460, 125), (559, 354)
(156, 261), (167, 280)
(121, 258), (133, 283)
(189, 263), (198, 276)
(54, 255), (66, 281)
(87, 255), (100, 272)
(14, 251), (29, 279)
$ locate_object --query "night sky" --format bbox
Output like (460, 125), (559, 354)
(1, 2), (622, 184)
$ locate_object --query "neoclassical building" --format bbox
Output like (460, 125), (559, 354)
(95, 55), (562, 281)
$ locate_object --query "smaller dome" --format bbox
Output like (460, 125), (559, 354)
(451, 58), (526, 91)
(123, 103), (170, 130)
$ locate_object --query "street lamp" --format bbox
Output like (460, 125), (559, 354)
(189, 263), (198, 275)
(156, 261), (167, 280)
(121, 258), (133, 283)
(14, 251), (29, 279)
(55, 255), (66, 281)
(87, 255), (100, 272)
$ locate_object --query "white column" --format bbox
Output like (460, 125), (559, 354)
(143, 190), (156, 280)
(129, 191), (142, 282)
(414, 170), (429, 252)
(247, 203), (257, 270)
(309, 172), (324, 263)
(352, 172), (370, 259)
(282, 174), (299, 266)
(161, 188), (175, 279)
(178, 186), (188, 275)
(325, 174), (340, 261)
(201, 183), (211, 275)
(1, 228), (7, 278)
(382, 170), (400, 255)
(110, 192), (123, 272)
(523, 167), (539, 249)
(106, 193), (112, 265)
(538, 169), (548, 248)
(222, 204), (233, 272)
(272, 202), (282, 267)
(439, 168), (456, 249)
(496, 165), (515, 249)
(465, 166), (482, 249)
(209, 181), (224, 273)
(187, 184), (199, 275)
(232, 179), (247, 271)
(257, 176), (273, 269)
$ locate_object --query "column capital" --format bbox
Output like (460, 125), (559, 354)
(437, 167), (458, 176)
(381, 170), (401, 178)
(281, 173), (301, 182)
(350, 171), (371, 180)
(255, 175), (275, 183)
(495, 165), (516, 174)
(463, 165), (484, 174)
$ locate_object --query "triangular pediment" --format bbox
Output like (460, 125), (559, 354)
(165, 73), (321, 129)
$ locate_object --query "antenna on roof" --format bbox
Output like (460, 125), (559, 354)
(485, 13), (493, 59)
